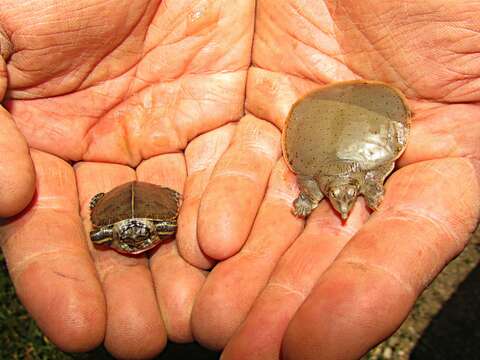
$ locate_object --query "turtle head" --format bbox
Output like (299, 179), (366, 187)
(326, 179), (360, 220)
(90, 219), (176, 254)
(110, 219), (160, 254)
(90, 219), (159, 254)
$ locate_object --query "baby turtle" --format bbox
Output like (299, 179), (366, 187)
(282, 80), (411, 219)
(89, 181), (181, 254)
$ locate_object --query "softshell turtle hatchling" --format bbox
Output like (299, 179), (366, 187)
(282, 80), (411, 219)
(89, 181), (181, 254)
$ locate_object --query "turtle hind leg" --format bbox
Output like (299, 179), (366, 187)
(362, 163), (394, 210)
(89, 192), (105, 209)
(293, 175), (324, 218)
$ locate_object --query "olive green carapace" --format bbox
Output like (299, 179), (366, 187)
(90, 181), (181, 254)
(282, 80), (411, 219)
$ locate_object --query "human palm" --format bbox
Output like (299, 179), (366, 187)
(186, 1), (480, 360)
(1, 1), (479, 360)
(0, 0), (255, 358)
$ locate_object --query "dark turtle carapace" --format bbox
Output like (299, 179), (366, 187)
(282, 80), (411, 220)
(89, 181), (181, 254)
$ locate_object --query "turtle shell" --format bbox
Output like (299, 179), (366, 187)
(91, 181), (180, 227)
(282, 80), (411, 176)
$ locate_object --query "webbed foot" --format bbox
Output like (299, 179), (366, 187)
(362, 164), (393, 211)
(363, 182), (384, 210)
(292, 175), (323, 217)
(293, 193), (316, 217)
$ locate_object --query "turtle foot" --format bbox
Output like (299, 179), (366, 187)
(364, 182), (384, 211)
(293, 193), (315, 218)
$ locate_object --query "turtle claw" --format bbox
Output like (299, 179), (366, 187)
(89, 192), (105, 209)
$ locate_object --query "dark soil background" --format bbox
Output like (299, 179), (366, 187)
(1, 228), (478, 360)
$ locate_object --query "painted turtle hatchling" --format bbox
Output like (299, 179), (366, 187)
(89, 181), (181, 254)
(282, 80), (411, 220)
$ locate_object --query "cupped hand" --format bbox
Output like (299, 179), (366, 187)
(187, 1), (480, 359)
(0, 0), (258, 358)
(0, 39), (35, 217)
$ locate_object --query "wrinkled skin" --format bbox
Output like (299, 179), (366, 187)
(0, 1), (255, 358)
(1, 1), (480, 360)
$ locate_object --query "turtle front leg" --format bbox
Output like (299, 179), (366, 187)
(89, 192), (105, 209)
(293, 175), (324, 217)
(90, 227), (114, 245)
(155, 221), (177, 237)
(361, 163), (395, 210)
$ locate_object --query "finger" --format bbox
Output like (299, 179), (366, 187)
(76, 163), (166, 359)
(138, 154), (206, 343)
(282, 158), (480, 360)
(245, 66), (320, 128)
(0, 40), (11, 99)
(192, 159), (303, 349)
(0, 150), (105, 352)
(149, 241), (207, 343)
(197, 115), (281, 260)
(177, 123), (236, 269)
(136, 153), (186, 193)
(221, 197), (369, 360)
(0, 106), (35, 217)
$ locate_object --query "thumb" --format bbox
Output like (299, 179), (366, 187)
(0, 45), (35, 217)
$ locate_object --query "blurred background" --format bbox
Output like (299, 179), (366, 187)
(1, 228), (478, 360)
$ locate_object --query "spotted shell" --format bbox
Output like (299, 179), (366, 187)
(282, 80), (411, 176)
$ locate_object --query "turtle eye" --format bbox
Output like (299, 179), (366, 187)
(331, 189), (340, 199)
